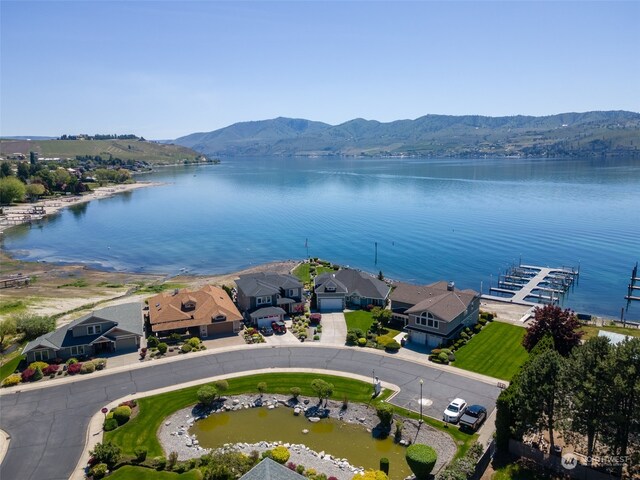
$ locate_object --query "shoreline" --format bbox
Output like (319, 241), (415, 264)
(0, 181), (164, 235)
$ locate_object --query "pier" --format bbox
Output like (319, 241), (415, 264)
(483, 263), (579, 309)
(626, 262), (640, 303)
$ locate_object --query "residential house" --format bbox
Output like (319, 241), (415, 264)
(240, 458), (305, 480)
(22, 302), (143, 363)
(235, 272), (305, 327)
(147, 285), (242, 338)
(390, 281), (480, 349)
(314, 268), (391, 312)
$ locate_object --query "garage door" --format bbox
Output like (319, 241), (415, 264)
(319, 297), (343, 312)
(257, 316), (280, 328)
(409, 330), (426, 345)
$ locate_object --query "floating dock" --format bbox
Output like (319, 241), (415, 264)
(626, 262), (640, 303)
(482, 263), (579, 308)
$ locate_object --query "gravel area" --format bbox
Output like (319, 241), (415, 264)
(158, 394), (457, 479)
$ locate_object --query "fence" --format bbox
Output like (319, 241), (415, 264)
(469, 439), (496, 480)
(509, 440), (621, 480)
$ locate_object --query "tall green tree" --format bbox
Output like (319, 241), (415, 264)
(310, 378), (334, 405)
(518, 348), (566, 453)
(25, 183), (46, 201)
(0, 162), (12, 178)
(522, 304), (582, 356)
(0, 177), (26, 205)
(16, 162), (30, 182)
(564, 336), (613, 464)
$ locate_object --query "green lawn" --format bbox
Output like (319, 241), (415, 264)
(0, 352), (24, 381)
(107, 466), (202, 480)
(580, 323), (640, 341)
(452, 322), (528, 381)
(292, 262), (334, 284)
(106, 373), (387, 457)
(344, 310), (402, 337)
(0, 299), (28, 315)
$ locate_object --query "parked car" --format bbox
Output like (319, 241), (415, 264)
(458, 404), (487, 431)
(271, 321), (287, 334)
(443, 398), (467, 424)
(260, 326), (274, 336)
(309, 313), (322, 324)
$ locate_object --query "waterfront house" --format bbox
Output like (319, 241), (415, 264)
(22, 302), (143, 363)
(147, 285), (242, 338)
(240, 457), (305, 480)
(314, 268), (391, 312)
(390, 281), (480, 348)
(235, 272), (305, 327)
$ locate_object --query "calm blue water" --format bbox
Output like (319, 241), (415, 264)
(3, 157), (639, 319)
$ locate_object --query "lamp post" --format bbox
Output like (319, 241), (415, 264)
(419, 379), (423, 424)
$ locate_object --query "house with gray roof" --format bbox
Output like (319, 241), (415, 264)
(314, 268), (390, 312)
(391, 281), (479, 349)
(235, 272), (304, 327)
(22, 302), (143, 363)
(240, 457), (305, 480)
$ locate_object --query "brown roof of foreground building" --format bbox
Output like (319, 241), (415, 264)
(393, 281), (478, 321)
(148, 285), (242, 332)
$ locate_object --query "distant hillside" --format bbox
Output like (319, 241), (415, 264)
(175, 111), (640, 158)
(0, 138), (206, 165)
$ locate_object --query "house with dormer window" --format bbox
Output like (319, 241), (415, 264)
(314, 268), (390, 312)
(147, 285), (242, 337)
(22, 302), (143, 363)
(390, 281), (479, 349)
(235, 272), (305, 327)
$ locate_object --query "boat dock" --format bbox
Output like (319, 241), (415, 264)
(626, 262), (640, 303)
(482, 263), (579, 309)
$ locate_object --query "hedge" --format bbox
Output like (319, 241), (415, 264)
(405, 444), (437, 479)
(113, 405), (132, 425)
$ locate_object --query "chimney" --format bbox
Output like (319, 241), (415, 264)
(447, 281), (455, 291)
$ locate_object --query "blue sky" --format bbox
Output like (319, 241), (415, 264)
(1, 1), (639, 139)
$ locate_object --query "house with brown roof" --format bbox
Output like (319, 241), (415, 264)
(390, 281), (480, 349)
(147, 285), (243, 338)
(314, 268), (390, 312)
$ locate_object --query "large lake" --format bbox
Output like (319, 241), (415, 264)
(3, 157), (639, 319)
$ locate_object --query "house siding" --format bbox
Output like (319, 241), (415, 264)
(71, 320), (115, 338)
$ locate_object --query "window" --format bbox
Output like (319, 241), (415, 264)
(256, 296), (271, 305)
(87, 325), (101, 335)
(288, 289), (296, 297)
(70, 346), (84, 356)
(34, 350), (49, 361)
(417, 312), (439, 329)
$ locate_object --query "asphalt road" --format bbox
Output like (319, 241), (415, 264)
(0, 346), (501, 480)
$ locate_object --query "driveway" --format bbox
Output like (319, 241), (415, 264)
(319, 312), (348, 345)
(0, 345), (501, 480)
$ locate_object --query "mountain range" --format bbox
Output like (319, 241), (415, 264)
(174, 111), (640, 158)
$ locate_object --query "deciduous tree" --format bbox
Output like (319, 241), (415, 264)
(0, 177), (26, 205)
(310, 378), (334, 405)
(522, 304), (582, 356)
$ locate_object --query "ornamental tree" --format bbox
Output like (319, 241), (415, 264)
(522, 304), (582, 356)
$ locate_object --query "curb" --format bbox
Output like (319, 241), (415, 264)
(0, 429), (9, 466)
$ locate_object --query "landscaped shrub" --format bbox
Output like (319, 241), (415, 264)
(478, 317), (487, 326)
(296, 464), (305, 475)
(181, 343), (192, 353)
(67, 362), (82, 375)
(29, 361), (48, 371)
(313, 335), (320, 341)
(379, 458), (389, 475)
(81, 361), (96, 374)
(157, 342), (168, 354)
(32, 366), (43, 381)
(134, 447), (147, 463)
(89, 463), (108, 479)
(214, 379), (229, 395)
(352, 470), (388, 480)
(21, 368), (35, 382)
(430, 349), (442, 356)
(66, 357), (78, 365)
(346, 330), (359, 344)
(103, 418), (118, 432)
(119, 399), (137, 409)
(43, 364), (59, 375)
(438, 352), (449, 364)
(1, 374), (21, 387)
(187, 337), (201, 348)
(270, 445), (290, 464)
(197, 385), (218, 406)
(384, 340), (401, 352)
(474, 324), (483, 333)
(152, 456), (167, 470)
(112, 405), (132, 425)
(358, 337), (367, 347)
(168, 451), (179, 469)
(147, 336), (159, 348)
(376, 403), (394, 429)
(90, 442), (121, 468)
(290, 387), (301, 399)
(353, 328), (365, 338)
(405, 444), (437, 479)
(94, 358), (107, 370)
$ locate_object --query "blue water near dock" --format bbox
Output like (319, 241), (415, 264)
(3, 156), (639, 319)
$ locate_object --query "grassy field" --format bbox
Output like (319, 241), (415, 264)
(0, 349), (25, 381)
(105, 372), (387, 457)
(0, 299), (28, 315)
(344, 310), (402, 337)
(0, 139), (203, 165)
(107, 466), (202, 480)
(452, 322), (528, 381)
(580, 323), (640, 340)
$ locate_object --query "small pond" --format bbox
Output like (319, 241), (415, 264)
(190, 406), (412, 479)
